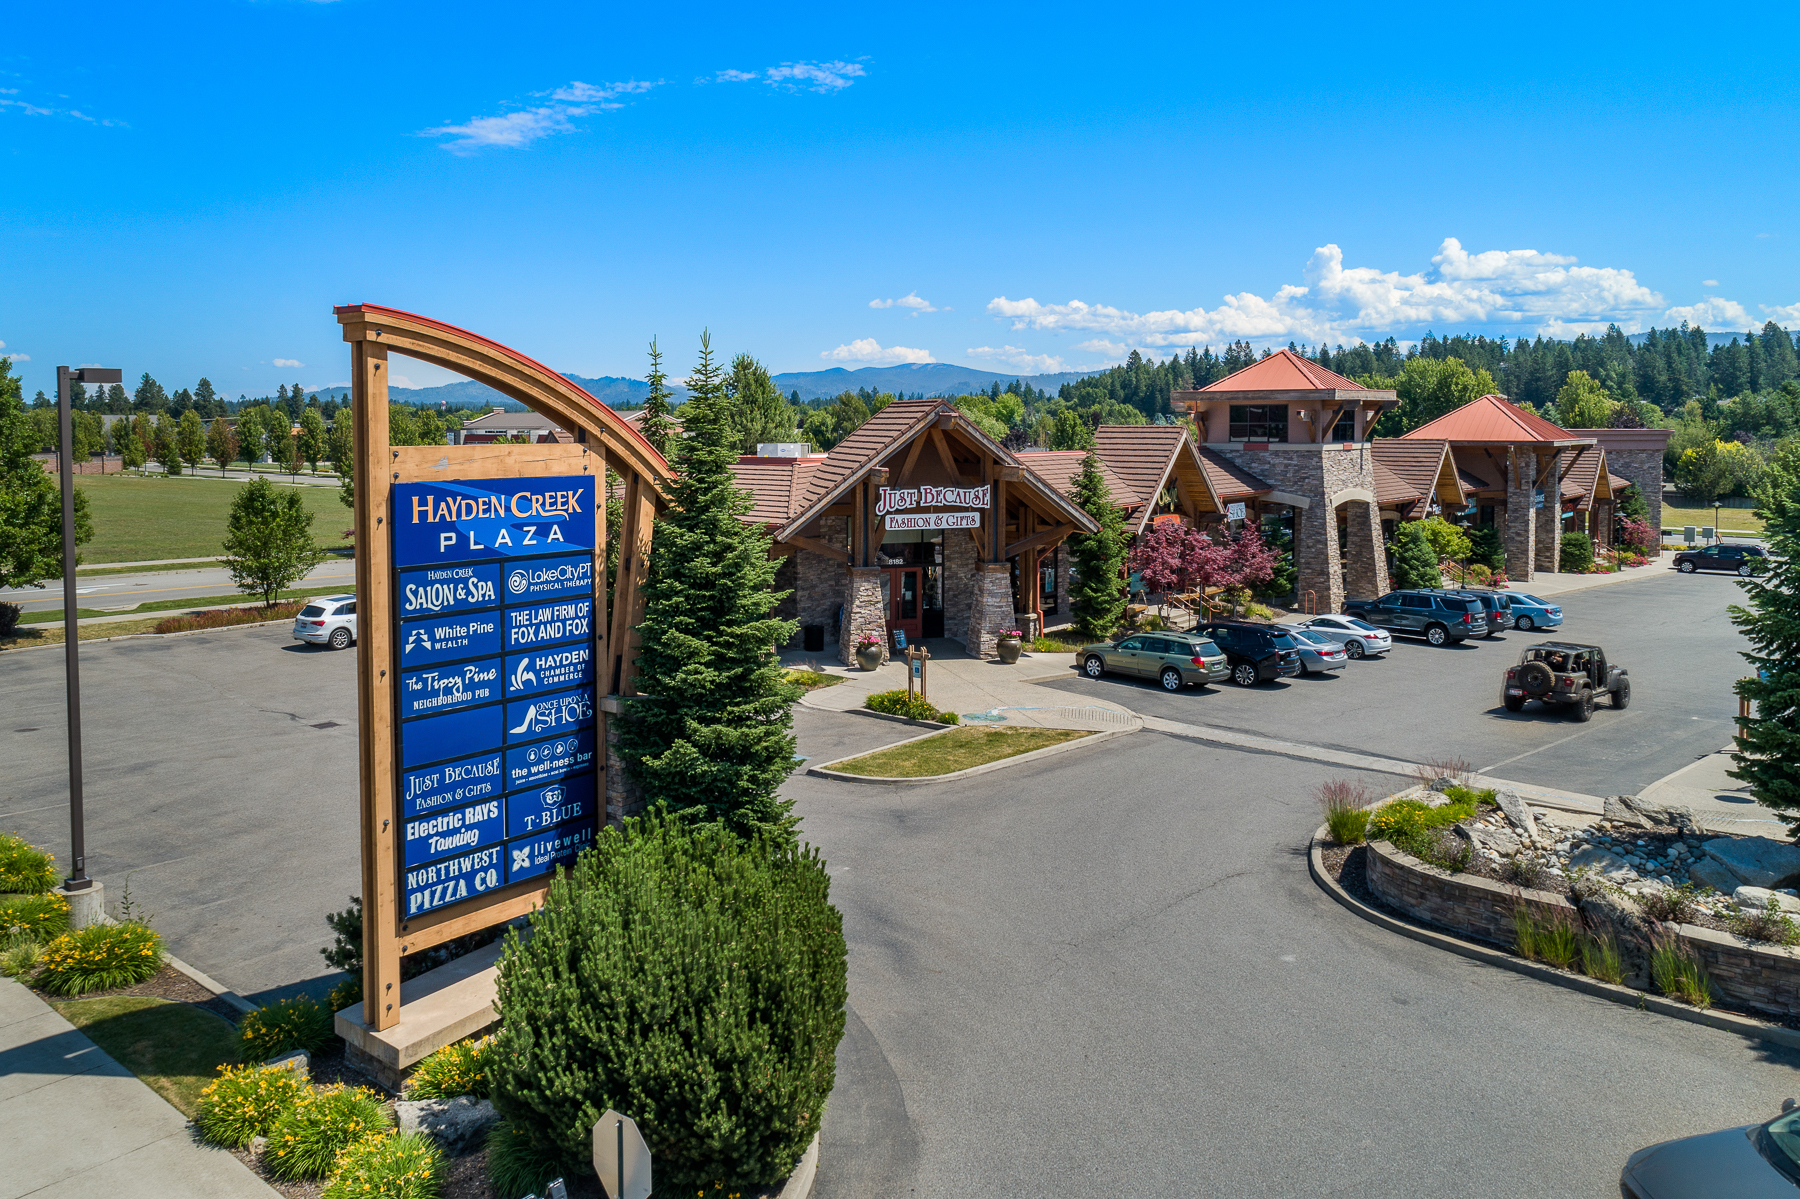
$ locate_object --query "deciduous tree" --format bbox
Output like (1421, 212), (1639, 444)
(222, 477), (324, 606)
(206, 418), (238, 476)
(1555, 370), (1616, 428)
(152, 413), (182, 476)
(177, 409), (206, 475)
(297, 408), (327, 474)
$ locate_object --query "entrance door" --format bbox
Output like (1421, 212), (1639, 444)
(888, 568), (923, 646)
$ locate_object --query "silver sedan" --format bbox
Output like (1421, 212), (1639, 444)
(1293, 614), (1392, 659)
(1275, 625), (1349, 673)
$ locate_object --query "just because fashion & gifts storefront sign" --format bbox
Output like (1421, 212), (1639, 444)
(877, 484), (989, 531)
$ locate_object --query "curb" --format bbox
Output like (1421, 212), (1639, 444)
(1306, 825), (1800, 1051)
(163, 952), (257, 1017)
(807, 722), (1131, 786)
(775, 1131), (821, 1199)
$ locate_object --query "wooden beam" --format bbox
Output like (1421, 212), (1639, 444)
(928, 428), (962, 483)
(352, 340), (402, 1032)
(608, 472), (655, 696)
(998, 465), (1026, 481)
(896, 431), (927, 483)
(1315, 403), (1350, 443)
(779, 533), (848, 562)
(1005, 522), (1078, 560)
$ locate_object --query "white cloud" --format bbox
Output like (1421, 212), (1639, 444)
(1663, 298), (1751, 330)
(420, 80), (659, 154)
(869, 291), (938, 314)
(716, 61), (867, 93)
(821, 338), (935, 365)
(1762, 303), (1800, 325)
(987, 238), (1670, 349)
(273, 358), (304, 368)
(1703, 279), (1720, 287)
(966, 345), (1067, 374)
(7, 353), (28, 362)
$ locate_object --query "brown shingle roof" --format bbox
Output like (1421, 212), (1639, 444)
(1194, 447), (1272, 501)
(1016, 451), (1142, 512)
(729, 456), (826, 525)
(1562, 444), (1609, 508)
(1091, 425), (1189, 507)
(793, 399), (944, 513)
(1373, 460), (1422, 508)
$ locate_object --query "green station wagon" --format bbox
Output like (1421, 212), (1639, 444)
(1080, 631), (1230, 691)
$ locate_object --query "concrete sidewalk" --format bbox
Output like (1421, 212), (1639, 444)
(1638, 745), (1786, 837)
(1501, 563), (1672, 598)
(784, 641), (1139, 732)
(0, 977), (278, 1199)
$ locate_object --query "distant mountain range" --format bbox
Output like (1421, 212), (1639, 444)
(309, 361), (1103, 411)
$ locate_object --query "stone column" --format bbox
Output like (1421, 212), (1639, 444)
(1504, 447), (1537, 582)
(603, 708), (646, 830)
(839, 567), (889, 665)
(967, 562), (1015, 658)
(1294, 502), (1344, 615)
(1341, 500), (1388, 600)
(1535, 448), (1563, 574)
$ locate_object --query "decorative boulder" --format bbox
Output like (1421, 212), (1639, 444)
(394, 1096), (500, 1155)
(264, 1050), (309, 1080)
(1572, 877), (1651, 989)
(1495, 789), (1539, 841)
(1688, 857), (1741, 896)
(1568, 845), (1637, 884)
(1734, 886), (1800, 915)
(1703, 837), (1800, 890)
(1603, 795), (1651, 829)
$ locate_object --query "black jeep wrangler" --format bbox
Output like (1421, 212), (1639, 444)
(1500, 641), (1630, 722)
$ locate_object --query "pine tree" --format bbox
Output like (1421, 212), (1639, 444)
(133, 372), (168, 414)
(639, 339), (674, 457)
(618, 332), (800, 840)
(1067, 450), (1126, 641)
(1729, 443), (1800, 831)
(1390, 520), (1441, 589)
(194, 376), (218, 416)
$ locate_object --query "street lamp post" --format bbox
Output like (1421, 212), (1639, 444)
(1714, 501), (1722, 545)
(57, 365), (122, 928)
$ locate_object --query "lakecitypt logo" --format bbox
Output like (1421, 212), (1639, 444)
(509, 568), (530, 595)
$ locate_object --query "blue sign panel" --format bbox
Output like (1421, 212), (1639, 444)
(505, 773), (595, 838)
(504, 643), (595, 698)
(505, 729), (598, 792)
(400, 705), (503, 769)
(506, 597), (595, 650)
(506, 820), (596, 884)
(399, 611), (503, 668)
(400, 657), (503, 720)
(394, 478), (598, 567)
(403, 798), (505, 869)
(505, 685), (596, 743)
(402, 844), (505, 917)
(402, 751), (505, 819)
(398, 563), (502, 618)
(503, 554), (594, 604)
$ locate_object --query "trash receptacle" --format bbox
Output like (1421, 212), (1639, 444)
(803, 625), (824, 653)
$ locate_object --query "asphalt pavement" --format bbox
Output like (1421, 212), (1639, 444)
(1, 559), (358, 615)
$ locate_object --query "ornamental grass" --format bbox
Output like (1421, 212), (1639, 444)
(406, 1034), (494, 1100)
(239, 994), (335, 1061)
(34, 922), (163, 996)
(265, 1084), (390, 1180)
(0, 891), (70, 939)
(196, 1063), (309, 1148)
(321, 1131), (446, 1199)
(0, 833), (57, 893)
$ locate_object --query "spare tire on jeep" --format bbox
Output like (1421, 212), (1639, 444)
(1518, 660), (1554, 694)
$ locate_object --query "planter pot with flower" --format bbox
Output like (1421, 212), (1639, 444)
(854, 635), (885, 671)
(995, 629), (1024, 665)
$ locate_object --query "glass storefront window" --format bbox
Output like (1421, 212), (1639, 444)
(1229, 404), (1289, 442)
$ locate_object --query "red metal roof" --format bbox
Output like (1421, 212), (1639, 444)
(1193, 347), (1368, 393)
(1403, 394), (1587, 445)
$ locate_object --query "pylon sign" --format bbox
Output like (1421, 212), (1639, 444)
(392, 476), (601, 920)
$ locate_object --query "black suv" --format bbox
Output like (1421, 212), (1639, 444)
(1672, 543), (1767, 576)
(1193, 621), (1304, 687)
(1439, 588), (1512, 638)
(1345, 590), (1490, 645)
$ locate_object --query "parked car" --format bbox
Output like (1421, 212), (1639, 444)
(1344, 590), (1489, 645)
(292, 594), (358, 649)
(1500, 640), (1629, 721)
(1620, 1098), (1800, 1198)
(1192, 621), (1304, 687)
(1274, 625), (1349, 674)
(1502, 592), (1563, 632)
(1672, 542), (1768, 576)
(1439, 588), (1511, 637)
(1080, 631), (1229, 691)
(1294, 614), (1392, 659)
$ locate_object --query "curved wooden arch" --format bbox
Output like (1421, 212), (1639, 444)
(334, 304), (670, 490)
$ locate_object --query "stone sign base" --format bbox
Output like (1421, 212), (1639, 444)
(335, 938), (503, 1090)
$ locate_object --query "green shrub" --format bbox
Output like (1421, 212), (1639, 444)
(1, 936), (42, 979)
(1581, 931), (1623, 984)
(327, 975), (362, 1015)
(1649, 930), (1715, 1007)
(1369, 799), (1431, 853)
(239, 995), (335, 1061)
(1501, 856), (1549, 889)
(407, 1034), (494, 1100)
(322, 1131), (446, 1199)
(489, 815), (847, 1194)
(1729, 897), (1800, 946)
(487, 1120), (562, 1199)
(1317, 779), (1371, 845)
(35, 921), (163, 995)
(865, 688), (958, 724)
(1417, 828), (1472, 872)
(0, 833), (57, 893)
(196, 1063), (309, 1148)
(1638, 883), (1705, 925)
(1560, 531), (1595, 573)
(0, 891), (70, 939)
(265, 1084), (389, 1180)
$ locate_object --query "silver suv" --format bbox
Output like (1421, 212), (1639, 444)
(292, 594), (358, 649)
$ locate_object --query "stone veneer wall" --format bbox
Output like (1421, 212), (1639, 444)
(1504, 449), (1537, 582)
(839, 567), (889, 666)
(1206, 444), (1381, 611)
(1603, 448), (1666, 556)
(604, 713), (647, 829)
(942, 528), (978, 646)
(1534, 448), (1563, 573)
(789, 516), (847, 648)
(965, 562), (1015, 658)
(1365, 838), (1800, 1018)
(772, 555), (798, 629)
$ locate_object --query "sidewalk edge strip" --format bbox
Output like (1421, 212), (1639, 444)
(807, 723), (1134, 785)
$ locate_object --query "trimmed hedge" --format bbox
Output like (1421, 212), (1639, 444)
(488, 815), (847, 1194)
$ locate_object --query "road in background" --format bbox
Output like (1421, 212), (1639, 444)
(1, 559), (357, 615)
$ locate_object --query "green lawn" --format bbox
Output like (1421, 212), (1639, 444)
(783, 668), (846, 691)
(1660, 503), (1764, 534)
(51, 995), (240, 1118)
(73, 473), (351, 564)
(829, 725), (1090, 778)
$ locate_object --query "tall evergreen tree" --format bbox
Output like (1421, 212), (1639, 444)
(726, 352), (797, 453)
(133, 372), (169, 413)
(193, 376), (218, 416)
(0, 357), (92, 588)
(638, 339), (674, 457)
(1067, 450), (1127, 641)
(1729, 442), (1800, 832)
(618, 332), (800, 840)
(1390, 520), (1442, 589)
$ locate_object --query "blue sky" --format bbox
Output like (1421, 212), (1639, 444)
(4, 1), (1798, 400)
